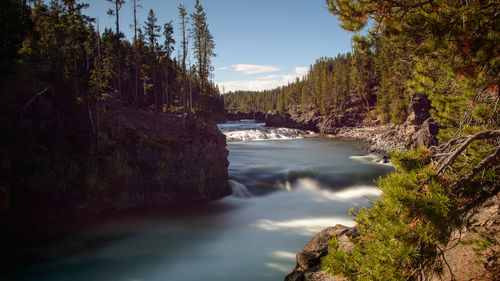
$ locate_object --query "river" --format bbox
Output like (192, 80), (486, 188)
(6, 121), (393, 281)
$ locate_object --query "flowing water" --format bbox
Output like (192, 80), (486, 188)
(5, 121), (393, 281)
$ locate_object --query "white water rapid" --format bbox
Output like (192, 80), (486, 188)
(218, 120), (316, 141)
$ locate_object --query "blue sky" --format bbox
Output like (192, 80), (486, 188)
(85, 0), (354, 92)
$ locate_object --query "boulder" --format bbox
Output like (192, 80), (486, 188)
(410, 118), (439, 148)
(284, 225), (358, 281)
(265, 110), (292, 127)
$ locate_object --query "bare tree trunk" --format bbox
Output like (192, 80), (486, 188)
(165, 64), (169, 111)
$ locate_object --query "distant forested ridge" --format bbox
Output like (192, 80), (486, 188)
(224, 43), (411, 124)
(0, 0), (227, 216)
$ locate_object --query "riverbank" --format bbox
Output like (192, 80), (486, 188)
(259, 95), (438, 155)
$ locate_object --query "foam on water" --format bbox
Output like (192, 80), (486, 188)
(223, 127), (313, 141)
(229, 179), (253, 198)
(252, 217), (355, 236)
(296, 178), (382, 200)
(350, 153), (393, 166)
(218, 120), (315, 141)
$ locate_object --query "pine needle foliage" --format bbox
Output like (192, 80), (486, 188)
(321, 1), (499, 279)
(322, 148), (460, 280)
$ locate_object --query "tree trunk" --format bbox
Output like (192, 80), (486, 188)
(133, 0), (139, 105)
(115, 1), (122, 103)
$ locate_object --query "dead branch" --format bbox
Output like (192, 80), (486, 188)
(455, 146), (500, 189)
(436, 130), (500, 174)
(20, 87), (49, 117)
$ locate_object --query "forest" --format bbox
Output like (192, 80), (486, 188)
(1, 0), (224, 120)
(223, 42), (411, 125)
(0, 0), (225, 214)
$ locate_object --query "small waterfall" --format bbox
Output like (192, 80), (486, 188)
(229, 180), (252, 198)
(223, 127), (314, 141)
(218, 120), (316, 142)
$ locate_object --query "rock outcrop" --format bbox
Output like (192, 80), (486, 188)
(5, 100), (231, 218)
(265, 94), (438, 154)
(284, 225), (358, 281)
(431, 192), (500, 281)
(92, 102), (232, 212)
(224, 110), (267, 122)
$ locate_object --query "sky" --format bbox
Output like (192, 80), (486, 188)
(84, 0), (354, 92)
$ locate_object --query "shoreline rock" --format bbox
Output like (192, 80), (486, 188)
(264, 94), (438, 154)
(284, 225), (358, 281)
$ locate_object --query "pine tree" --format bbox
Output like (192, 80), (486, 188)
(190, 0), (216, 99)
(178, 4), (188, 113)
(106, 0), (125, 103)
(132, 0), (141, 104)
(162, 21), (175, 111)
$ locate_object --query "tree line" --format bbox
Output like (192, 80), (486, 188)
(224, 41), (412, 124)
(2, 0), (223, 121)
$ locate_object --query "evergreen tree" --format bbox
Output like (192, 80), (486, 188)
(106, 0), (125, 102)
(190, 0), (216, 109)
(178, 4), (188, 112)
(162, 21), (175, 110)
(144, 9), (160, 130)
(132, 0), (141, 104)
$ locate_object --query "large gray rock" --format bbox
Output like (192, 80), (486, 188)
(284, 225), (358, 281)
(410, 118), (439, 148)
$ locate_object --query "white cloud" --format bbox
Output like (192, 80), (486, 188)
(256, 74), (282, 80)
(217, 66), (309, 92)
(218, 66), (229, 70)
(232, 64), (280, 74)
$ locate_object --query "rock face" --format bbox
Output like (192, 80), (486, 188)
(225, 110), (254, 121)
(6, 101), (231, 218)
(87, 103), (232, 212)
(410, 117), (439, 148)
(432, 192), (500, 281)
(254, 111), (266, 122)
(284, 225), (358, 281)
(264, 94), (438, 153)
(224, 110), (266, 122)
(406, 94), (431, 125)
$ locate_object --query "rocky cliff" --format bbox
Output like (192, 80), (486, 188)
(3, 99), (231, 219)
(91, 102), (231, 212)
